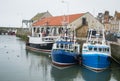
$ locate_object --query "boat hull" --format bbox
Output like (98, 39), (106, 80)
(26, 43), (53, 54)
(82, 53), (110, 71)
(51, 49), (79, 67)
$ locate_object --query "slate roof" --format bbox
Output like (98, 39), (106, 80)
(31, 11), (52, 22)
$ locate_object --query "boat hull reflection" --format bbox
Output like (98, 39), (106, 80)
(51, 65), (79, 81)
(81, 66), (111, 81)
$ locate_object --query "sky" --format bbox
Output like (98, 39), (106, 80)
(0, 0), (120, 27)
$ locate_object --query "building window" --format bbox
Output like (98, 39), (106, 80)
(82, 17), (87, 25)
(33, 27), (36, 32)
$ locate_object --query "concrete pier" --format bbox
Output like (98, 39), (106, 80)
(111, 43), (120, 64)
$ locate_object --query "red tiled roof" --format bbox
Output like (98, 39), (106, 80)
(32, 13), (84, 26)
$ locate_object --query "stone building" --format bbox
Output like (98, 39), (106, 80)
(97, 11), (113, 32)
(97, 11), (120, 33)
(111, 11), (120, 33)
(105, 11), (120, 33)
(32, 12), (103, 38)
(22, 11), (52, 28)
(31, 11), (52, 23)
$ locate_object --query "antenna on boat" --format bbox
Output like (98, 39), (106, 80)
(86, 28), (90, 43)
(102, 27), (106, 45)
(89, 29), (93, 43)
(61, 0), (70, 40)
(73, 25), (76, 45)
(61, 0), (69, 24)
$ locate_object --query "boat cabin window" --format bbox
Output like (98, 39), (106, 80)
(45, 38), (48, 40)
(98, 47), (110, 53)
(89, 47), (92, 51)
(39, 34), (41, 37)
(87, 46), (110, 53)
(84, 46), (87, 49)
(104, 48), (107, 52)
(75, 46), (78, 52)
(103, 48), (105, 52)
(51, 38), (53, 40)
(94, 47), (97, 51)
(55, 43), (79, 52)
(107, 48), (109, 52)
(75, 46), (77, 50)
(69, 45), (72, 49)
(103, 48), (109, 52)
(65, 44), (68, 49)
(99, 48), (102, 52)
(57, 44), (59, 48)
(44, 38), (53, 41)
(60, 44), (63, 48)
(55, 43), (68, 49)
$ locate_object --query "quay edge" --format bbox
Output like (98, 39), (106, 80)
(111, 43), (120, 64)
(16, 28), (30, 42)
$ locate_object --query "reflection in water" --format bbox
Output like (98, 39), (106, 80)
(0, 35), (120, 81)
(81, 66), (111, 81)
(112, 68), (120, 81)
(25, 50), (51, 81)
(110, 61), (120, 81)
(51, 65), (79, 81)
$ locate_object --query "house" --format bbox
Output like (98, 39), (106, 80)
(31, 11), (52, 23)
(112, 11), (120, 32)
(96, 11), (120, 33)
(32, 12), (104, 38)
(97, 11), (114, 32)
(22, 11), (52, 28)
(104, 11), (120, 33)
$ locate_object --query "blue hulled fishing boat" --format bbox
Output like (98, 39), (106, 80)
(51, 36), (80, 66)
(82, 29), (111, 71)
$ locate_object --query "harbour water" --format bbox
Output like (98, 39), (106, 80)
(0, 35), (120, 81)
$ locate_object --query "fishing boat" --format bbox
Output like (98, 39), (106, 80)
(51, 34), (80, 66)
(26, 33), (58, 54)
(82, 28), (111, 71)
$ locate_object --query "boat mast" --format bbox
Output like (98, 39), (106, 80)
(102, 27), (106, 45)
(73, 25), (76, 45)
(86, 28), (91, 43)
(62, 0), (69, 38)
(89, 29), (93, 43)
